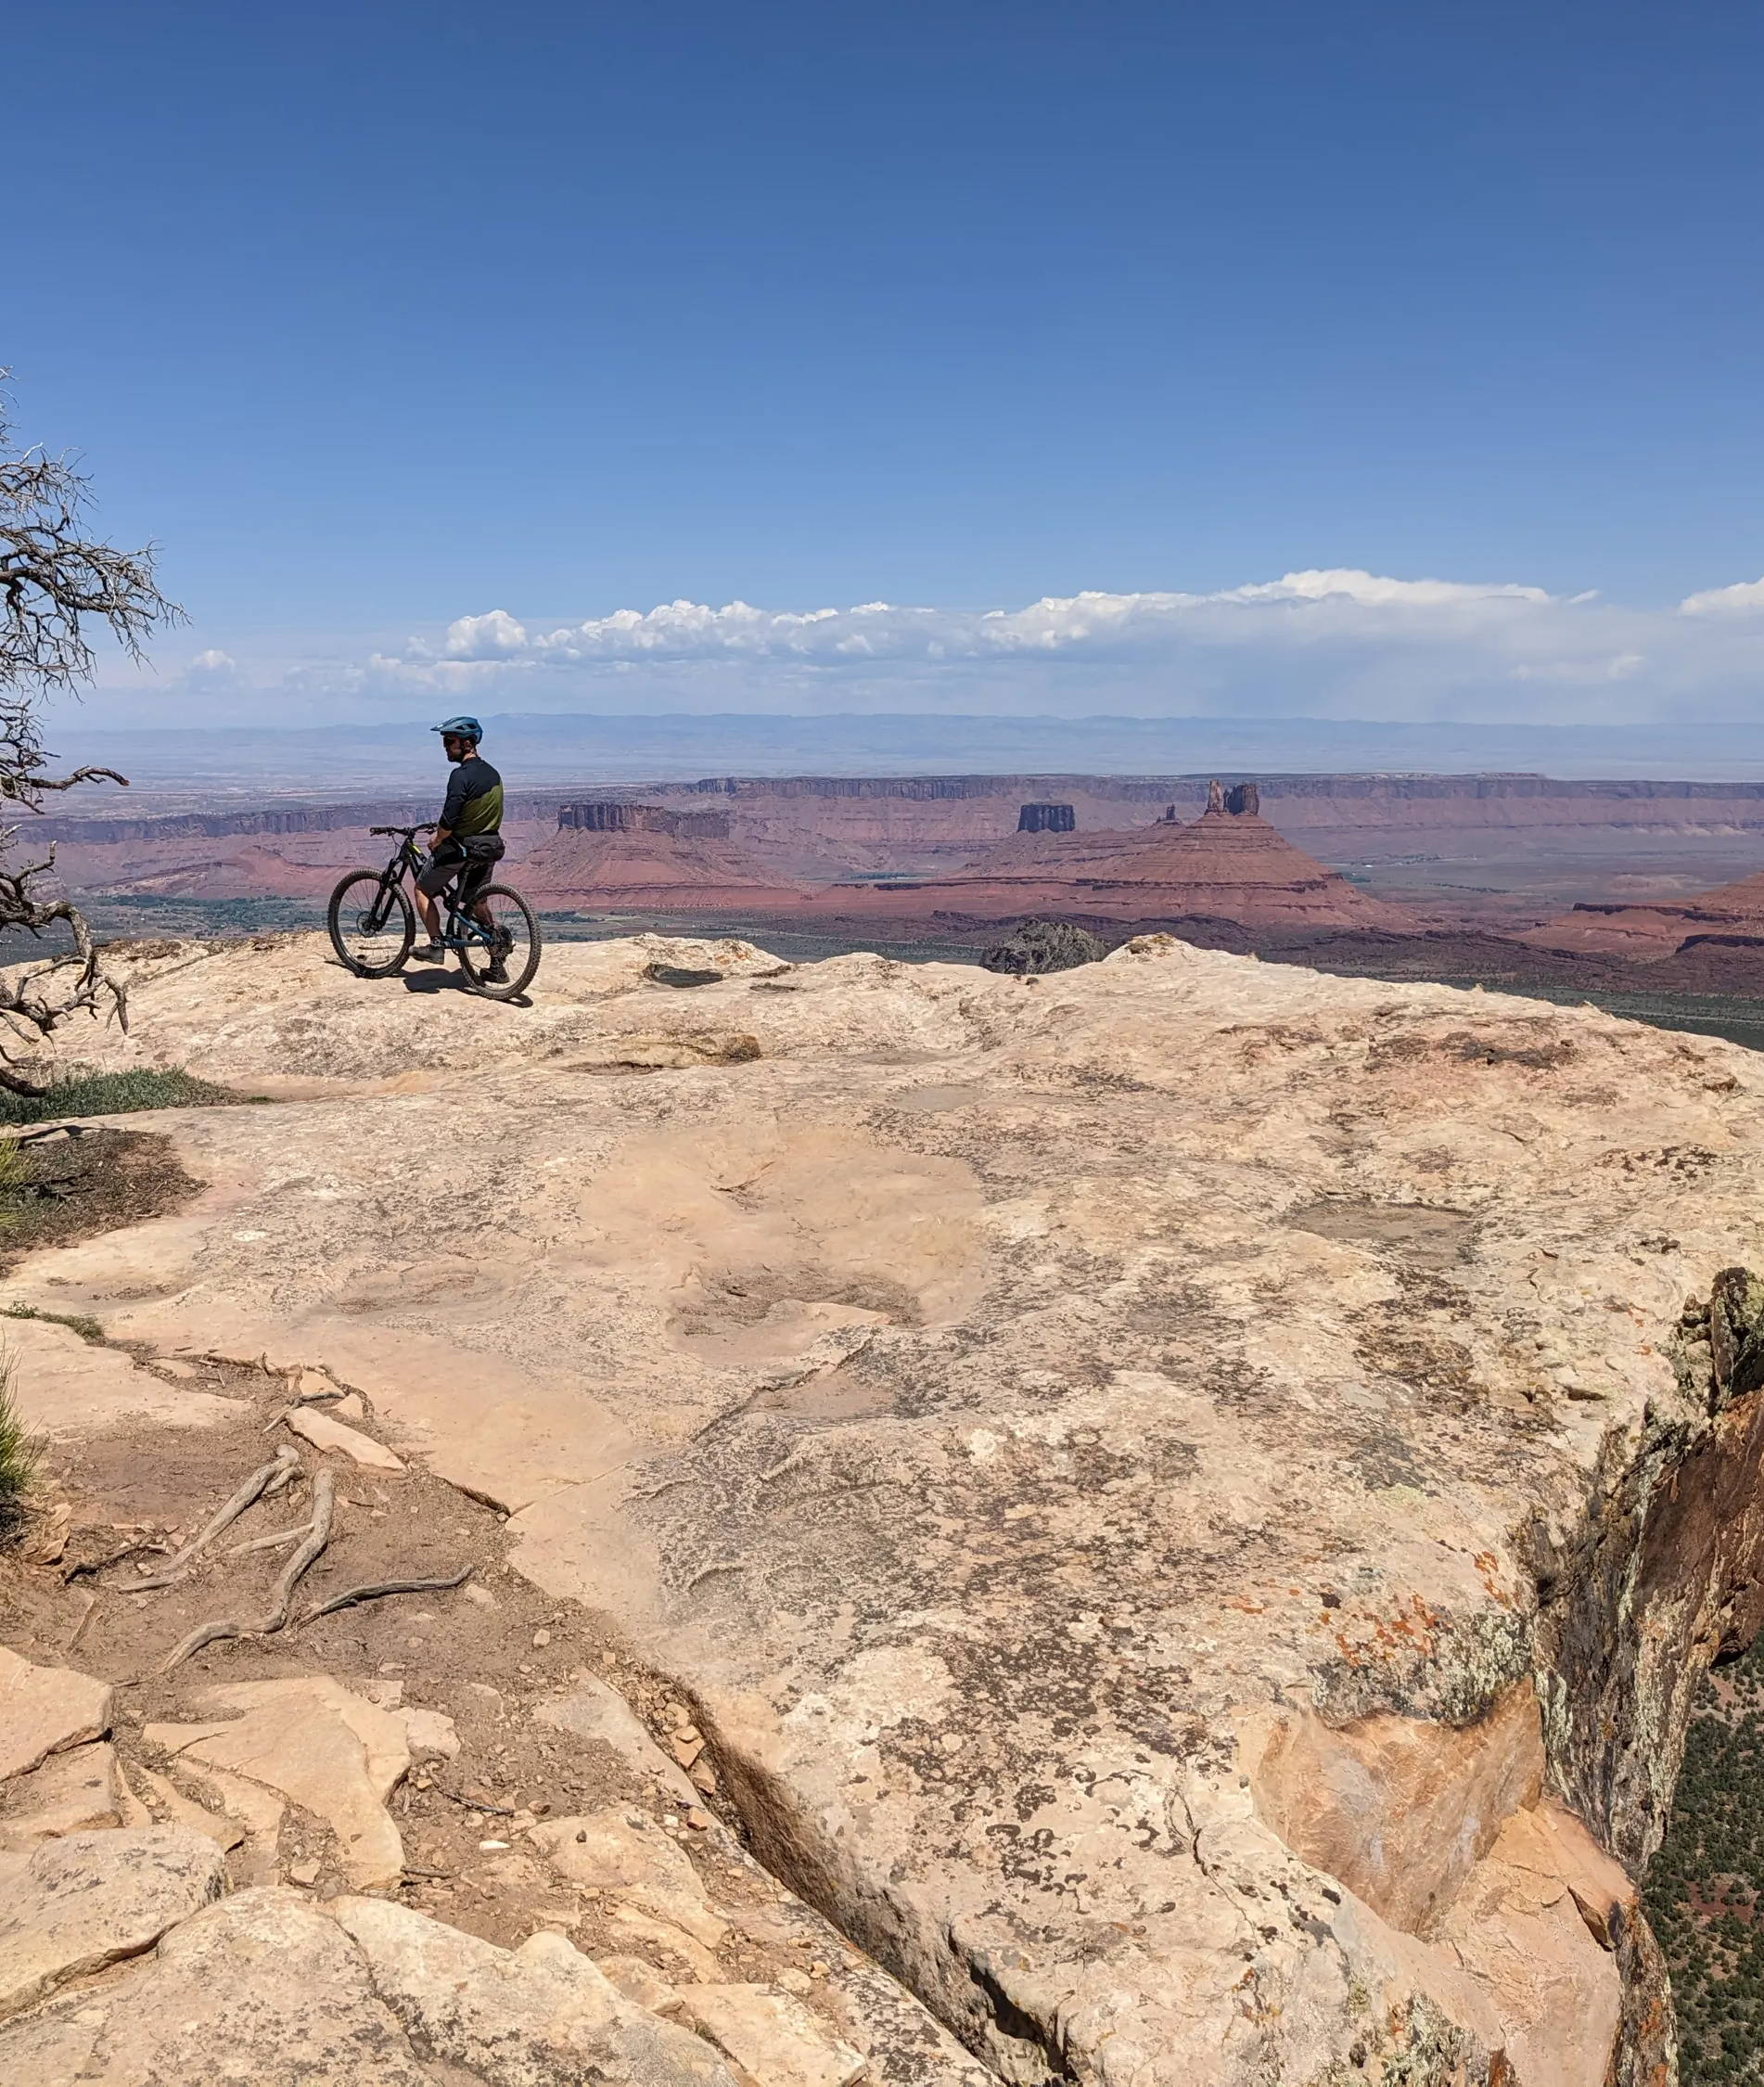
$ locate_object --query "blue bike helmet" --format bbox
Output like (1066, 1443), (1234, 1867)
(431, 714), (482, 744)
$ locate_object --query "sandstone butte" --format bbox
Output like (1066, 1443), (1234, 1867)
(1527, 860), (1764, 962)
(8, 925), (1764, 2083)
(805, 782), (1420, 933)
(609, 774), (1764, 881)
(517, 801), (812, 911)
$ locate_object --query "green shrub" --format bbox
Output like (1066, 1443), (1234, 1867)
(0, 1353), (38, 1540)
(0, 1067), (246, 1125)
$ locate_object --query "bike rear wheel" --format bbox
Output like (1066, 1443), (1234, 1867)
(327, 871), (415, 977)
(455, 884), (541, 1000)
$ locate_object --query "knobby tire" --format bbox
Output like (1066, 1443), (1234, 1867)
(456, 884), (542, 1000)
(327, 870), (415, 978)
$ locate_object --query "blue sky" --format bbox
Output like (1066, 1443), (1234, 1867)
(9, 0), (1764, 727)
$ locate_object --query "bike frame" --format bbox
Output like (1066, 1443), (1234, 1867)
(365, 826), (500, 951)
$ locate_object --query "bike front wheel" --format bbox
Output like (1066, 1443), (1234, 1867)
(456, 885), (542, 1000)
(327, 871), (415, 978)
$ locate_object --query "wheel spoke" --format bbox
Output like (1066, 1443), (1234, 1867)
(457, 886), (540, 996)
(327, 873), (414, 977)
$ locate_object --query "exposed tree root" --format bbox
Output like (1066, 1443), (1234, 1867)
(159, 1469), (336, 1671)
(133, 1445), (300, 1591)
(295, 1567), (471, 1625)
(224, 1522), (313, 1557)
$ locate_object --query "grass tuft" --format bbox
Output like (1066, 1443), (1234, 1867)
(0, 1304), (105, 1343)
(0, 1068), (246, 1125)
(0, 1352), (39, 1541)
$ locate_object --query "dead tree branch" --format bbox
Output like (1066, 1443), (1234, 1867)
(0, 374), (183, 1095)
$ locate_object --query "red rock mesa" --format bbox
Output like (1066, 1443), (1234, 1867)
(518, 802), (809, 912)
(1527, 861), (1764, 961)
(807, 780), (1419, 930)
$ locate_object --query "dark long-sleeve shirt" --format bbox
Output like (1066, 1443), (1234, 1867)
(439, 755), (504, 838)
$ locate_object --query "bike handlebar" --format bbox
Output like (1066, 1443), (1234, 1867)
(368, 823), (435, 838)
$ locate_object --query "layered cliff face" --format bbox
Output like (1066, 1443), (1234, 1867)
(1528, 865), (1764, 961)
(38, 771), (1764, 906)
(808, 783), (1420, 931)
(13, 929), (1764, 2081)
(43, 817), (557, 902)
(557, 802), (736, 839)
(517, 812), (807, 910)
(646, 772), (1764, 878)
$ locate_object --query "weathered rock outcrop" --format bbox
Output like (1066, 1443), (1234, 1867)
(0, 1884), (750, 2084)
(0, 1642), (979, 2083)
(978, 918), (1106, 974)
(10, 928), (1764, 2079)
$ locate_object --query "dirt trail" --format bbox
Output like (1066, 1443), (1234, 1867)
(1, 1334), (979, 2078)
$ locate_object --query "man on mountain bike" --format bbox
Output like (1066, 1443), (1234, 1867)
(413, 715), (508, 979)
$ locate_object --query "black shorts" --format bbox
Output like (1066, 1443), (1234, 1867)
(416, 835), (504, 898)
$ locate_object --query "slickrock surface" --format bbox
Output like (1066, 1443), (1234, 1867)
(0, 1825), (225, 2018)
(1, 1314), (247, 1440)
(0, 1885), (747, 2085)
(807, 789), (1419, 930)
(11, 927), (1764, 2080)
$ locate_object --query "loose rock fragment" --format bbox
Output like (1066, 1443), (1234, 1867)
(534, 1679), (699, 1803)
(394, 1706), (461, 1761)
(530, 1808), (728, 1949)
(0, 1647), (112, 1782)
(146, 1675), (409, 1888)
(597, 1953), (682, 2013)
(124, 1763), (246, 1852)
(286, 1406), (405, 1471)
(0, 1741), (128, 1849)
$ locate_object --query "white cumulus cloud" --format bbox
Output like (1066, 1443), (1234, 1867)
(425, 570), (1571, 672)
(125, 568), (1764, 726)
(1680, 576), (1764, 616)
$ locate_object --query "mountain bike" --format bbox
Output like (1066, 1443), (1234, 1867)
(326, 825), (542, 1001)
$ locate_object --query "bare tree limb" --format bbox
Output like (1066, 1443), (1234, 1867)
(0, 374), (182, 1095)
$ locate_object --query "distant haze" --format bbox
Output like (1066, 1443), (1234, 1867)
(41, 711), (1764, 813)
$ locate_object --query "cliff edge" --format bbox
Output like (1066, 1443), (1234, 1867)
(8, 928), (1764, 2082)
